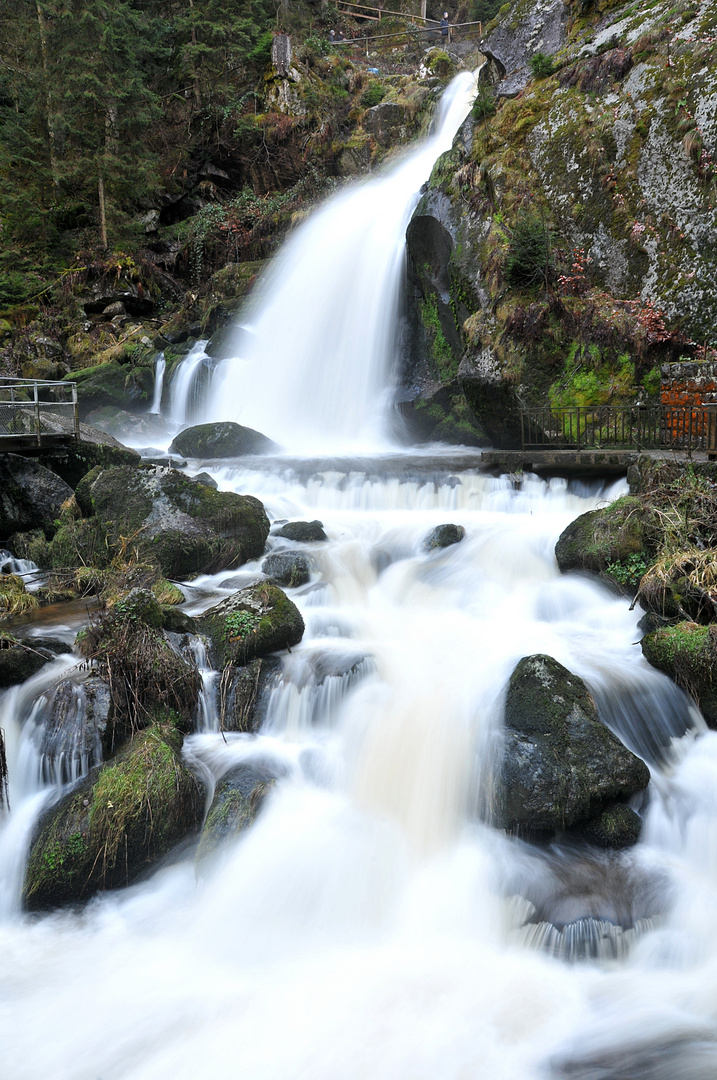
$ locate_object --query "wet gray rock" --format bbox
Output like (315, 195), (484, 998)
(423, 523), (466, 551)
(262, 550), (313, 588)
(0, 454), (74, 537)
(0, 636), (69, 689)
(496, 654), (650, 844)
(482, 0), (569, 98)
(275, 519), (327, 542)
(196, 758), (287, 863)
(363, 101), (410, 147)
(220, 656), (283, 734)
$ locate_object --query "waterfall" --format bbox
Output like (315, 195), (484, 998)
(150, 351), (166, 414)
(5, 70), (717, 1080)
(203, 72), (479, 453)
(168, 340), (210, 427)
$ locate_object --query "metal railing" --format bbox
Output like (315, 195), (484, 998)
(520, 405), (717, 454)
(0, 378), (79, 447)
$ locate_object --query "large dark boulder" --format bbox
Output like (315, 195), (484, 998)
(64, 363), (135, 417)
(196, 759), (286, 863)
(0, 454), (73, 538)
(198, 581), (304, 669)
(496, 654), (650, 842)
(23, 721), (204, 911)
(169, 422), (277, 458)
(74, 463), (270, 578)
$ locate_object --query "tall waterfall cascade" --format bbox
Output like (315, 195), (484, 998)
(2, 70), (717, 1080)
(202, 72), (479, 453)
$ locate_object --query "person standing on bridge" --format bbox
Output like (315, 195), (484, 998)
(440, 11), (451, 43)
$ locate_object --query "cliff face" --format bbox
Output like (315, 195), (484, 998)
(401, 0), (717, 447)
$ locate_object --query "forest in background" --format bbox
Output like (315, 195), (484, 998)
(0, 0), (498, 323)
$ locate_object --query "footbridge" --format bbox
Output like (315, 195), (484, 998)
(0, 378), (80, 453)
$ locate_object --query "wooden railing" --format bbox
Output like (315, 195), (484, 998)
(332, 3), (482, 39)
(0, 378), (80, 449)
(520, 405), (717, 455)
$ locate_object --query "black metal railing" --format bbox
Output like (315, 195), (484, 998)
(0, 378), (79, 447)
(520, 405), (717, 454)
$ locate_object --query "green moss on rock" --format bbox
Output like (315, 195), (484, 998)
(555, 495), (657, 579)
(198, 581), (304, 668)
(642, 621), (717, 725)
(23, 722), (204, 910)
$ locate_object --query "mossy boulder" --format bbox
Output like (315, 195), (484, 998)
(555, 495), (656, 585)
(275, 520), (327, 543)
(8, 529), (51, 567)
(23, 722), (204, 911)
(198, 581), (304, 669)
(196, 759), (285, 864)
(65, 363), (133, 417)
(642, 622), (717, 726)
(261, 550), (313, 588)
(75, 464), (270, 578)
(0, 454), (74, 538)
(423, 523), (466, 551)
(496, 654), (650, 841)
(169, 421), (277, 458)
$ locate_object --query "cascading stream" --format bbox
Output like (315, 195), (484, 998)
(3, 70), (717, 1080)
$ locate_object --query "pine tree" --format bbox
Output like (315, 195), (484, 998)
(49, 0), (166, 248)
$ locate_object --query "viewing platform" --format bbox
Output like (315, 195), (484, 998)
(0, 378), (80, 453)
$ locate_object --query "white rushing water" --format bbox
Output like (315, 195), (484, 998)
(202, 72), (479, 454)
(150, 352), (166, 415)
(3, 69), (717, 1080)
(2, 461), (716, 1080)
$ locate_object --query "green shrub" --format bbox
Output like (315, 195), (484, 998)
(361, 82), (385, 108)
(247, 29), (273, 66)
(471, 84), (497, 124)
(529, 52), (555, 79)
(504, 211), (554, 289)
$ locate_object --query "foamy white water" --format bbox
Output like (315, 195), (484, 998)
(202, 73), (479, 453)
(2, 462), (715, 1080)
(3, 69), (717, 1080)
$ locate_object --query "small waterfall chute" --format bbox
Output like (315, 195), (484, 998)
(150, 352), (166, 414)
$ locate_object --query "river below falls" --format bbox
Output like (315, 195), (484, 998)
(2, 452), (717, 1079)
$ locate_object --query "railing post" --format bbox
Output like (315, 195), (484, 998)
(576, 407), (581, 451)
(72, 384), (80, 440)
(520, 409), (525, 450)
(34, 383), (41, 447)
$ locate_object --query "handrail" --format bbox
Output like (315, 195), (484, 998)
(0, 378), (80, 445)
(520, 404), (717, 456)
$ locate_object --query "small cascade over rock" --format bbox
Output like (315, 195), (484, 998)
(168, 340), (210, 427)
(150, 351), (166, 414)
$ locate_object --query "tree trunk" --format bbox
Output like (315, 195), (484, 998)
(98, 172), (108, 248)
(35, 1), (59, 188)
(188, 0), (201, 106)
